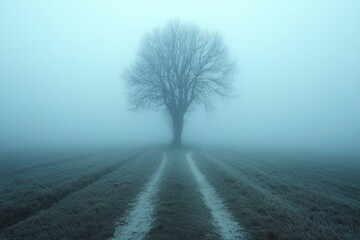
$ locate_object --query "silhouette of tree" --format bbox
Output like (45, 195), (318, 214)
(124, 21), (236, 147)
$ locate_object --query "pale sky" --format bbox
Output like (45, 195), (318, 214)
(1, 0), (359, 154)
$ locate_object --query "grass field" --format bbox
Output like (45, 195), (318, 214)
(0, 148), (359, 239)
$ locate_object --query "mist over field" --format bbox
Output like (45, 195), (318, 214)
(1, 0), (359, 155)
(1, 2), (360, 240)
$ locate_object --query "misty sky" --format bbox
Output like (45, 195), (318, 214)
(1, 1), (359, 154)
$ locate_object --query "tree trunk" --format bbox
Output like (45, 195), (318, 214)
(171, 113), (184, 147)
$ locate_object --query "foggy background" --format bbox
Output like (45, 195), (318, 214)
(1, 0), (359, 154)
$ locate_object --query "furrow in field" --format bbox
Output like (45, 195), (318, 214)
(187, 152), (247, 240)
(110, 153), (167, 240)
(193, 152), (340, 239)
(221, 151), (360, 208)
(214, 151), (359, 212)
(0, 151), (131, 193)
(0, 151), (112, 179)
(195, 151), (360, 239)
(215, 151), (305, 176)
(209, 151), (360, 233)
(0, 151), (162, 240)
(203, 152), (301, 212)
(0, 152), (143, 230)
(228, 150), (360, 195)
(216, 151), (360, 204)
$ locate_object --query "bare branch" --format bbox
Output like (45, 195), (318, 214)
(123, 20), (236, 118)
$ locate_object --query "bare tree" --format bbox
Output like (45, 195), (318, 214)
(124, 21), (236, 147)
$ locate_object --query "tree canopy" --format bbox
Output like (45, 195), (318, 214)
(124, 21), (236, 146)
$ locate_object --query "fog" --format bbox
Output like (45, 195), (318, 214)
(1, 0), (359, 155)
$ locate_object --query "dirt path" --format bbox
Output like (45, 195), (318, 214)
(146, 150), (222, 240)
(110, 151), (246, 240)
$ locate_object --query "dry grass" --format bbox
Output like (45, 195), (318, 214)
(0, 150), (162, 240)
(193, 150), (360, 240)
(0, 151), (141, 229)
(146, 150), (221, 240)
(1, 148), (358, 240)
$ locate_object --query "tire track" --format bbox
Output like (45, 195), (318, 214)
(0, 152), (144, 230)
(146, 151), (221, 239)
(187, 152), (246, 240)
(111, 153), (167, 240)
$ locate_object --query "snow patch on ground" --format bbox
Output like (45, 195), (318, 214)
(111, 153), (167, 240)
(187, 152), (247, 240)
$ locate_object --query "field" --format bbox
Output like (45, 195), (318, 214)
(0, 148), (359, 240)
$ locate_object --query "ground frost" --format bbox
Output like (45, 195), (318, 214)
(187, 152), (247, 240)
(111, 153), (167, 240)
